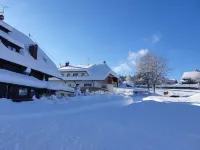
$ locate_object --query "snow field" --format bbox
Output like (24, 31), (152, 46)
(0, 91), (200, 150)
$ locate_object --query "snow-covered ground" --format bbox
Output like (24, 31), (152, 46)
(0, 90), (200, 150)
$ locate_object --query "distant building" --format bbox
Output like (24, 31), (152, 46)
(163, 79), (178, 85)
(0, 20), (73, 101)
(181, 69), (200, 84)
(50, 62), (119, 92)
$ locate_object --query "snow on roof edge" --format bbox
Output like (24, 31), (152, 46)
(0, 69), (74, 92)
(0, 21), (13, 31)
(0, 20), (62, 79)
(51, 64), (119, 81)
(0, 30), (24, 48)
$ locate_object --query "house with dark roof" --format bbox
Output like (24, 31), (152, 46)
(0, 20), (74, 101)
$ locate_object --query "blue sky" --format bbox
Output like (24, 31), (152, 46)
(2, 0), (200, 80)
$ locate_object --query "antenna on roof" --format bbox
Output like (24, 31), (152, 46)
(28, 33), (61, 66)
(87, 57), (90, 65)
(0, 5), (8, 20)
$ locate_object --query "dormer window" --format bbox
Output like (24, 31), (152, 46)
(7, 46), (17, 52)
(0, 25), (10, 34)
(73, 73), (78, 77)
(0, 37), (21, 53)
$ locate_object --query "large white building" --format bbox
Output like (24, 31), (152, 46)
(50, 62), (119, 92)
(0, 19), (73, 101)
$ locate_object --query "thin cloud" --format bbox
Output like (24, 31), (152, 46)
(113, 49), (149, 75)
(151, 34), (161, 44)
(143, 33), (162, 44)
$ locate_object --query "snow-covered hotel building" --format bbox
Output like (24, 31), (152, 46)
(0, 20), (73, 101)
(50, 62), (119, 92)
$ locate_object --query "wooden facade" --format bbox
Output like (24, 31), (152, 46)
(0, 82), (32, 101)
(0, 59), (53, 102)
(105, 75), (119, 87)
(0, 25), (10, 33)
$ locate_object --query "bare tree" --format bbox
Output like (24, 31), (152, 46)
(135, 53), (169, 93)
(126, 75), (133, 83)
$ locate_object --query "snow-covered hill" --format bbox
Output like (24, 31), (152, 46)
(0, 93), (200, 150)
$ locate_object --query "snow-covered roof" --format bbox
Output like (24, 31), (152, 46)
(52, 64), (119, 81)
(164, 78), (177, 83)
(0, 69), (74, 92)
(0, 30), (24, 48)
(0, 20), (62, 79)
(59, 64), (92, 72)
(182, 71), (200, 81)
(0, 21), (13, 32)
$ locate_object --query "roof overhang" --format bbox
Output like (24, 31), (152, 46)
(0, 21), (13, 32)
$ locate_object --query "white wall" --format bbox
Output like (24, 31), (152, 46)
(61, 71), (88, 77)
(50, 80), (108, 89)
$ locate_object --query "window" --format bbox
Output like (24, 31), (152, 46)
(61, 73), (64, 77)
(84, 83), (92, 87)
(0, 25), (10, 33)
(0, 37), (21, 53)
(19, 88), (28, 96)
(81, 73), (85, 76)
(67, 74), (70, 77)
(68, 84), (71, 87)
(73, 73), (78, 77)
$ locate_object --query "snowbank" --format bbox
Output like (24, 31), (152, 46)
(187, 93), (200, 104)
(0, 94), (131, 115)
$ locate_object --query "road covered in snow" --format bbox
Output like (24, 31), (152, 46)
(0, 92), (200, 150)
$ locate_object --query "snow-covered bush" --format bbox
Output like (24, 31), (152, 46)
(32, 95), (38, 100)
(74, 87), (82, 96)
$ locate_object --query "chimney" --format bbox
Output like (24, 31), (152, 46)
(29, 44), (38, 59)
(65, 61), (69, 66)
(0, 15), (4, 20)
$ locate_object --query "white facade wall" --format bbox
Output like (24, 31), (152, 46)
(51, 80), (106, 89)
(61, 71), (88, 77)
(51, 70), (118, 91)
